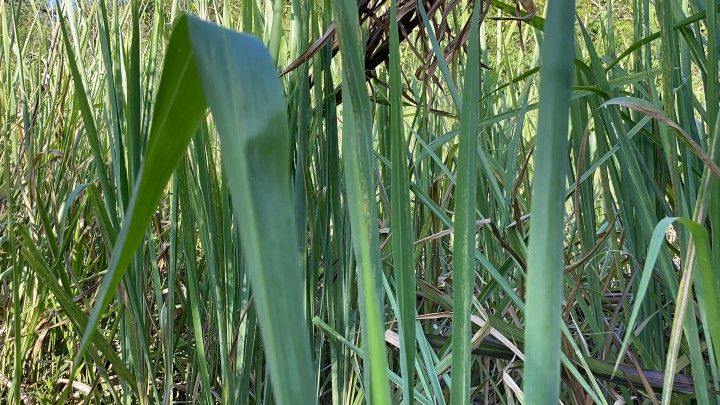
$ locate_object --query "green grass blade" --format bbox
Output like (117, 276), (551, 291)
(74, 14), (206, 371)
(17, 228), (137, 393)
(187, 16), (315, 403)
(660, 218), (718, 404)
(58, 8), (118, 224)
(177, 169), (214, 404)
(449, 2), (482, 404)
(73, 14), (316, 404)
(388, 0), (416, 402)
(522, 0), (576, 403)
(332, 1), (392, 403)
(416, 0), (460, 110)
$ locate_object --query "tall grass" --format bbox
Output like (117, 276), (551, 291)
(1, 0), (719, 403)
(522, 0), (575, 402)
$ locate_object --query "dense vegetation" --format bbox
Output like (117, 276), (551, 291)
(1, 0), (719, 403)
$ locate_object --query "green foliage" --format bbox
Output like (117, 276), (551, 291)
(522, 0), (575, 403)
(2, 0), (719, 403)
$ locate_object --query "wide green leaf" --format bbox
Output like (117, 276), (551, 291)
(73, 14), (315, 404)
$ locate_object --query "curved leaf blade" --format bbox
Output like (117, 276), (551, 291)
(74, 14), (316, 404)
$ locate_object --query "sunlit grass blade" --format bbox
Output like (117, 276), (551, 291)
(72, 14), (316, 404)
(190, 19), (315, 402)
(57, 5), (118, 224)
(16, 227), (137, 393)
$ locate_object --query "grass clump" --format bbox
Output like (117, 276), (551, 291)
(1, 0), (719, 403)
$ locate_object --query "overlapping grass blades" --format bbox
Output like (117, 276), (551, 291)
(5, 0), (720, 403)
(332, 0), (392, 403)
(613, 216), (719, 403)
(72, 14), (315, 405)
